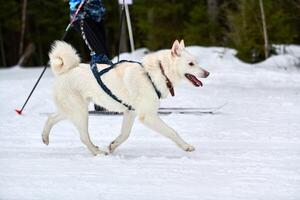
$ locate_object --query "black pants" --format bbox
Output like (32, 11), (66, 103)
(73, 17), (110, 59)
(74, 18), (110, 111)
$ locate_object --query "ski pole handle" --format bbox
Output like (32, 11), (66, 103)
(66, 0), (86, 32)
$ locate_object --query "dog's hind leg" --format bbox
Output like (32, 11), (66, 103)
(56, 93), (107, 156)
(108, 111), (136, 153)
(42, 112), (65, 145)
(140, 114), (195, 152)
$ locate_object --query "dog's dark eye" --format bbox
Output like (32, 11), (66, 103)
(189, 62), (194, 66)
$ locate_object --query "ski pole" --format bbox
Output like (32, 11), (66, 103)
(117, 0), (126, 62)
(15, 0), (86, 115)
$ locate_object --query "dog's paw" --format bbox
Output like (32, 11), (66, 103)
(108, 141), (117, 153)
(42, 134), (49, 145)
(92, 148), (109, 156)
(108, 144), (114, 153)
(183, 144), (195, 152)
(95, 151), (109, 156)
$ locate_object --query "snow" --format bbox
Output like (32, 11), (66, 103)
(1, 45), (300, 200)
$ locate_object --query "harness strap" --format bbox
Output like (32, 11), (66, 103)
(91, 60), (161, 111)
(145, 73), (161, 99)
(91, 64), (133, 110)
(80, 19), (94, 53)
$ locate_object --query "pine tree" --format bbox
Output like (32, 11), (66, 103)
(226, 0), (298, 62)
(132, 0), (185, 50)
(183, 0), (225, 46)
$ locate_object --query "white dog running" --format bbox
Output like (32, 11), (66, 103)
(42, 40), (209, 155)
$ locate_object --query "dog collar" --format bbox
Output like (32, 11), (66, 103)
(159, 62), (175, 97)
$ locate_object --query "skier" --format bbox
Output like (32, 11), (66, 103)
(69, 0), (112, 111)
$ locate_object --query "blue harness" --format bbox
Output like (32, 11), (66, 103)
(90, 60), (161, 111)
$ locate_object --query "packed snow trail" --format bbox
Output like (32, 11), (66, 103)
(1, 46), (300, 200)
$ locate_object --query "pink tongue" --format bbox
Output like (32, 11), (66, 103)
(185, 74), (203, 87)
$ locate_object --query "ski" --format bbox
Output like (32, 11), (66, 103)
(88, 110), (218, 116)
(158, 110), (216, 115)
(88, 104), (226, 115)
(89, 111), (122, 115)
(41, 104), (226, 116)
(159, 103), (227, 111)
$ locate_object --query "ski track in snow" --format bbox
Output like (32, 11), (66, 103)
(1, 47), (300, 200)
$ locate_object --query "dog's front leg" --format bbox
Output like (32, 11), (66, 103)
(141, 114), (195, 152)
(70, 112), (108, 156)
(108, 111), (136, 153)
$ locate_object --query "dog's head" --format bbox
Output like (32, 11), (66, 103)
(171, 40), (209, 87)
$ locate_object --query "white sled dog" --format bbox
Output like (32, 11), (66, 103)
(42, 40), (209, 155)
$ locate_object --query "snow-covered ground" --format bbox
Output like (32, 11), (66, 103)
(1, 46), (300, 200)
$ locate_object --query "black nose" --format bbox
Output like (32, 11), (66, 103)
(204, 70), (210, 78)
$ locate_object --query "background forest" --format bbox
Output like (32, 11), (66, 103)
(0, 0), (299, 67)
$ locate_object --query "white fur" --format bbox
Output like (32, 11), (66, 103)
(42, 40), (209, 155)
(48, 41), (81, 76)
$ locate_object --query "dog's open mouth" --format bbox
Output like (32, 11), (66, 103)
(184, 73), (203, 87)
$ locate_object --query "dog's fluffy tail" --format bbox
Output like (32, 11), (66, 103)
(49, 41), (80, 76)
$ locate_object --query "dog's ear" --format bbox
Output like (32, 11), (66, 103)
(171, 40), (182, 57)
(179, 39), (185, 48)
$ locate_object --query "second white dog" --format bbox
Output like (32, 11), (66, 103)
(42, 40), (209, 155)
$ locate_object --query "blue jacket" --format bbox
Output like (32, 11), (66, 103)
(69, 0), (105, 22)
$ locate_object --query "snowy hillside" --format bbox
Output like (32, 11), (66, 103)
(0, 46), (300, 200)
